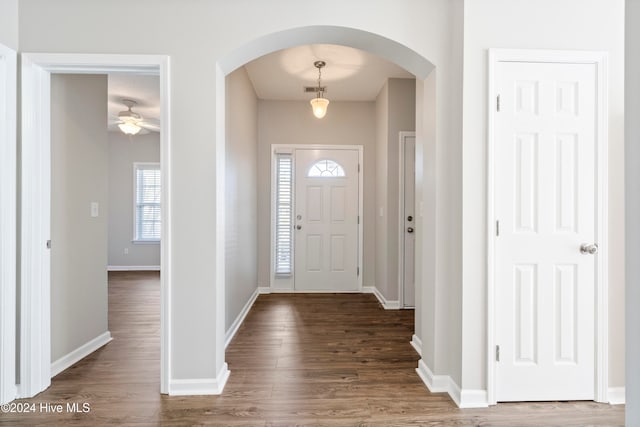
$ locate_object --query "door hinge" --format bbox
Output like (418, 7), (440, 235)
(46, 240), (51, 249)
(357, 215), (360, 225)
(496, 220), (500, 237)
(357, 267), (360, 276)
(497, 95), (501, 112)
(496, 345), (500, 362)
(358, 164), (361, 173)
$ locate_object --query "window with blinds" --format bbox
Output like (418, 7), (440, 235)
(134, 163), (161, 242)
(275, 154), (293, 275)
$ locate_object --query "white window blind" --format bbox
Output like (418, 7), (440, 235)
(134, 163), (161, 242)
(275, 154), (293, 275)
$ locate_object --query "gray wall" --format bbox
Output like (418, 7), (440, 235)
(226, 67), (259, 331)
(50, 74), (109, 362)
(626, 0), (639, 421)
(375, 78), (416, 301)
(257, 100), (376, 289)
(0, 0), (18, 49)
(107, 132), (161, 267)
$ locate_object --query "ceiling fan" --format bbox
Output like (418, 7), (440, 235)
(110, 99), (160, 135)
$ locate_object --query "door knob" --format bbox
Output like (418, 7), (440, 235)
(296, 225), (302, 230)
(580, 243), (598, 255)
(407, 215), (413, 222)
(407, 227), (414, 233)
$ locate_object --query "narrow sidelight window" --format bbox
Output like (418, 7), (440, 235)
(275, 154), (293, 275)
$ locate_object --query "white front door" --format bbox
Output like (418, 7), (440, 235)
(494, 61), (598, 401)
(294, 149), (359, 291)
(401, 134), (416, 308)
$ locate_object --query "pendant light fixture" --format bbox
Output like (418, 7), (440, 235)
(310, 61), (329, 119)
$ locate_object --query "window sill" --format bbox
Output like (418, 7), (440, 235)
(132, 240), (160, 245)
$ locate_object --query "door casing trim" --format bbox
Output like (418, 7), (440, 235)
(0, 42), (17, 405)
(486, 48), (609, 405)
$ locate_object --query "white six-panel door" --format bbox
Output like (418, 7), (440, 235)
(494, 61), (598, 401)
(294, 149), (360, 291)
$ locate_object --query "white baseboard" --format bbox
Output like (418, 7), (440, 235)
(459, 389), (489, 408)
(51, 331), (112, 377)
(410, 334), (422, 356)
(108, 265), (160, 271)
(225, 286), (272, 348)
(415, 358), (488, 408)
(416, 358), (452, 393)
(369, 286), (400, 310)
(608, 387), (625, 404)
(269, 287), (294, 293)
(169, 363), (230, 396)
(225, 288), (260, 348)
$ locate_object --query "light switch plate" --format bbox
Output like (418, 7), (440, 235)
(91, 202), (99, 217)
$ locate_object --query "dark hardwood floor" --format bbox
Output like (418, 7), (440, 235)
(0, 271), (624, 426)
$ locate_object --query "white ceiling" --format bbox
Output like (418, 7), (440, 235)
(105, 44), (414, 130)
(244, 44), (414, 101)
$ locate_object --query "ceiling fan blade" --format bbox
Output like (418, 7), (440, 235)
(139, 121), (160, 132)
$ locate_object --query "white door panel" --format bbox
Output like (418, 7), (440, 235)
(495, 61), (597, 401)
(295, 149), (359, 291)
(402, 135), (416, 308)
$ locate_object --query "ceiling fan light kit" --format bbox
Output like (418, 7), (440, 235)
(118, 121), (142, 135)
(309, 60), (330, 119)
(113, 98), (160, 136)
(117, 99), (143, 135)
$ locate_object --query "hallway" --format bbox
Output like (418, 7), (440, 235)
(0, 272), (624, 425)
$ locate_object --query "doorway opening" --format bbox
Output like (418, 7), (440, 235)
(18, 54), (170, 400)
(42, 71), (163, 401)
(220, 27), (435, 398)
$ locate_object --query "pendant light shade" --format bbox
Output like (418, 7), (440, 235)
(310, 61), (329, 119)
(310, 96), (330, 119)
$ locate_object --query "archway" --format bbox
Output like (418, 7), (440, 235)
(214, 25), (437, 392)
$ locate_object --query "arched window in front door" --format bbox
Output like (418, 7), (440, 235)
(307, 159), (346, 177)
